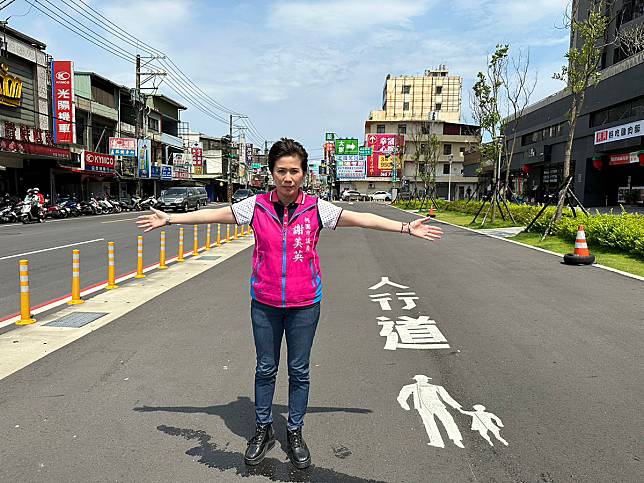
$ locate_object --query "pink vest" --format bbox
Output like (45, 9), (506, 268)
(251, 192), (323, 308)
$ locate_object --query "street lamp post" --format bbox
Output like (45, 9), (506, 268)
(447, 154), (453, 201)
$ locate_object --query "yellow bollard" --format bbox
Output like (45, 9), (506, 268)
(177, 227), (185, 262)
(159, 230), (168, 269)
(106, 242), (118, 289)
(135, 235), (145, 278)
(206, 224), (211, 251)
(16, 259), (35, 325)
(68, 249), (84, 305)
(226, 224), (230, 242)
(234, 224), (238, 239)
(242, 224), (247, 236)
(249, 225), (253, 235)
(193, 224), (199, 257)
(216, 223), (221, 246)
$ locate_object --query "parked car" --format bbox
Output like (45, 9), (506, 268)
(195, 186), (209, 206)
(232, 188), (254, 203)
(371, 191), (392, 201)
(158, 187), (200, 212)
(341, 189), (361, 201)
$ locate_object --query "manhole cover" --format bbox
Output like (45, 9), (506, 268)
(197, 255), (221, 260)
(45, 312), (108, 328)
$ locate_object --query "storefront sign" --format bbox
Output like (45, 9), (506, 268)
(365, 133), (404, 178)
(173, 165), (190, 180)
(83, 150), (115, 172)
(594, 119), (643, 145)
(137, 139), (151, 178)
(0, 137), (69, 158)
(245, 144), (253, 166)
(336, 154), (366, 180)
(150, 165), (161, 178)
(109, 137), (136, 156)
(324, 142), (335, 160)
(160, 164), (173, 180)
(609, 152), (640, 166)
(191, 144), (203, 175)
(51, 61), (76, 144)
(0, 63), (23, 107)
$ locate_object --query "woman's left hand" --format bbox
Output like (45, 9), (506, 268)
(409, 217), (443, 241)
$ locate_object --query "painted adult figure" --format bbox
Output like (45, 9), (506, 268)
(137, 138), (443, 469)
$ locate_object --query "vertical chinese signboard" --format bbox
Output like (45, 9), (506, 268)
(137, 139), (151, 178)
(246, 144), (253, 166)
(51, 61), (75, 144)
(365, 133), (404, 178)
(191, 144), (203, 175)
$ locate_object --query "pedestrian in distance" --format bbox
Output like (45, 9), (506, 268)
(136, 138), (443, 469)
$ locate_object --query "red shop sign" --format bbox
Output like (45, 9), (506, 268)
(84, 150), (115, 172)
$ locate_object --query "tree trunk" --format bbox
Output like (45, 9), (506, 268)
(556, 96), (579, 221)
(505, 135), (517, 201)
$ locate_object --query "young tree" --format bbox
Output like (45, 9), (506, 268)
(408, 121), (439, 199)
(552, 0), (609, 222)
(471, 44), (509, 222)
(501, 49), (537, 198)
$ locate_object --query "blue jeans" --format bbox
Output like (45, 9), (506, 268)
(251, 300), (320, 430)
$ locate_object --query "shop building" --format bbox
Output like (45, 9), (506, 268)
(503, 1), (644, 206)
(0, 27), (66, 197)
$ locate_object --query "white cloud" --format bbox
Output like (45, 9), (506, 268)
(268, 0), (433, 34)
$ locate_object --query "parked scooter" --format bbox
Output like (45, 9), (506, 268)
(140, 195), (158, 210)
(58, 196), (81, 217)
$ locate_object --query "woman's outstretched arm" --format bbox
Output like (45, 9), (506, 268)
(337, 210), (443, 242)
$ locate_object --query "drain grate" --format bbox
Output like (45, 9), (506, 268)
(45, 312), (108, 328)
(197, 255), (221, 261)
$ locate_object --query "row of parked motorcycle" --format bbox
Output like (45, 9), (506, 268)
(0, 192), (159, 224)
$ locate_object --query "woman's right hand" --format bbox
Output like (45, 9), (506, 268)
(136, 208), (168, 233)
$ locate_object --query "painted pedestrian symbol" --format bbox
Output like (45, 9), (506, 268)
(461, 405), (508, 447)
(397, 375), (509, 449)
(397, 375), (464, 448)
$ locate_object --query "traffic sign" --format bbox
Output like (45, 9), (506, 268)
(325, 132), (335, 141)
(359, 146), (373, 156)
(335, 138), (359, 155)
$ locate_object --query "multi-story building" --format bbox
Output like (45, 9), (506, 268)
(354, 67), (479, 199)
(502, 0), (644, 206)
(0, 26), (64, 196)
(180, 130), (228, 201)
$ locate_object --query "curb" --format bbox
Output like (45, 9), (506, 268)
(391, 205), (644, 283)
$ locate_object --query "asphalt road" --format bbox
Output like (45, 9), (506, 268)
(0, 202), (641, 482)
(0, 203), (230, 320)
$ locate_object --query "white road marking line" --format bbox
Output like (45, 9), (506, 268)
(0, 238), (105, 261)
(101, 217), (138, 224)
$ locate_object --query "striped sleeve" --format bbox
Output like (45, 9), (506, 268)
(317, 199), (343, 230)
(231, 195), (257, 225)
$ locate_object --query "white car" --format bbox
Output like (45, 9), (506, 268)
(371, 191), (392, 201)
(341, 190), (361, 201)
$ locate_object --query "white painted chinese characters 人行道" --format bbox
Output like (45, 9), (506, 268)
(369, 277), (450, 350)
(397, 375), (509, 449)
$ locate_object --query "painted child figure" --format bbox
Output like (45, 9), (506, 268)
(462, 404), (508, 447)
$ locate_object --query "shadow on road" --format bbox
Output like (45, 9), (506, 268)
(135, 396), (381, 482)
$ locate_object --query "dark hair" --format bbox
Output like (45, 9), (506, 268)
(268, 138), (308, 173)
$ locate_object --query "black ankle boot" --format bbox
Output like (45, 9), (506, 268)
(244, 423), (275, 465)
(287, 427), (311, 469)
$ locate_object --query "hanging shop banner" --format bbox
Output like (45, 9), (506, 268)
(246, 143), (254, 166)
(160, 164), (173, 181)
(191, 144), (203, 175)
(336, 154), (366, 180)
(365, 133), (404, 178)
(109, 137), (137, 157)
(324, 142), (335, 160)
(609, 152), (640, 166)
(594, 119), (643, 145)
(82, 150), (115, 173)
(51, 61), (75, 144)
(137, 139), (151, 178)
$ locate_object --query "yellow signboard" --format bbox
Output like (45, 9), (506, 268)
(0, 64), (23, 107)
(378, 154), (400, 170)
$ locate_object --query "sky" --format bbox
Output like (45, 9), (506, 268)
(6, 0), (571, 160)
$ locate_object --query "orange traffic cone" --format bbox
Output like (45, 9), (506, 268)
(563, 225), (595, 265)
(428, 207), (436, 218)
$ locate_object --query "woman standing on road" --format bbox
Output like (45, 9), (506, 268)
(137, 138), (442, 469)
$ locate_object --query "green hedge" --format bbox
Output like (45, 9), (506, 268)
(396, 199), (644, 258)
